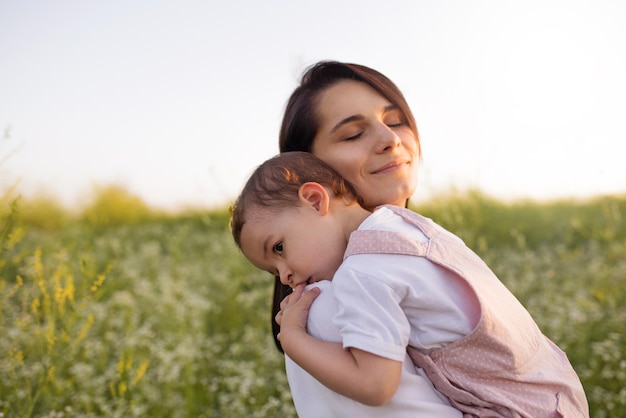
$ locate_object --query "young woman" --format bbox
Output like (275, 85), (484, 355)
(261, 61), (588, 417)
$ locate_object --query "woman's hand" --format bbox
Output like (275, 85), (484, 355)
(275, 283), (320, 340)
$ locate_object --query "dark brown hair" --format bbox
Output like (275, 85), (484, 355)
(230, 151), (359, 249)
(279, 60), (420, 156)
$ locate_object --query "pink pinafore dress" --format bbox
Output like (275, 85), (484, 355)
(344, 205), (589, 418)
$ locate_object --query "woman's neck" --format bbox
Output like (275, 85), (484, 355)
(333, 200), (372, 241)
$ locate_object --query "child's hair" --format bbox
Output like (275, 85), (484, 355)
(230, 151), (360, 248)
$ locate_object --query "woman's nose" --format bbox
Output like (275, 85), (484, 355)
(375, 124), (401, 152)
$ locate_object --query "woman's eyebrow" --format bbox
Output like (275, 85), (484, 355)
(329, 115), (364, 134)
(329, 104), (399, 134)
(383, 104), (399, 113)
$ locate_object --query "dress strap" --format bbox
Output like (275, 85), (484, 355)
(344, 229), (429, 259)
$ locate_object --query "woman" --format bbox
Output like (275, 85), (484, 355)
(272, 61), (461, 417)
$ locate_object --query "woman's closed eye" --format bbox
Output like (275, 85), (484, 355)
(384, 108), (407, 128)
(384, 116), (406, 128)
(343, 131), (364, 141)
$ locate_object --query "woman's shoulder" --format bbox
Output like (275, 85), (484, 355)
(305, 281), (342, 341)
(359, 206), (430, 243)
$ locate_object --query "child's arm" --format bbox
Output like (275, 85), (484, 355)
(277, 284), (403, 406)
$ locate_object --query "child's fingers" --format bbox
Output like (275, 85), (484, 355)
(288, 284), (319, 306)
(297, 285), (320, 309)
(276, 285), (321, 327)
(289, 283), (306, 303)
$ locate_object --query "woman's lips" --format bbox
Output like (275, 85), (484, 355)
(372, 160), (409, 174)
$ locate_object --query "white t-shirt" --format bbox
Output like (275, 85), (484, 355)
(285, 207), (478, 417)
(333, 206), (477, 360)
(285, 280), (463, 418)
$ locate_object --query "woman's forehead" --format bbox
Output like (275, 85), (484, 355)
(314, 80), (395, 135)
(317, 80), (390, 114)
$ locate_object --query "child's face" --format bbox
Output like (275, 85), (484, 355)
(239, 205), (347, 288)
(311, 80), (419, 210)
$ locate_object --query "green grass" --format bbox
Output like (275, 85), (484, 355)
(1, 188), (624, 417)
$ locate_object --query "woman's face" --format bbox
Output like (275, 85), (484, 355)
(311, 80), (419, 210)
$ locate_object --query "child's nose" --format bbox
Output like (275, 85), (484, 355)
(279, 271), (293, 286)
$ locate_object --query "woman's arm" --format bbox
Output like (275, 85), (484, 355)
(277, 284), (402, 406)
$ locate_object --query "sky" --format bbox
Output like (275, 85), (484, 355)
(1, 0), (625, 210)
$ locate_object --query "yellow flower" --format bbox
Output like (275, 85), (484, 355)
(131, 360), (150, 387)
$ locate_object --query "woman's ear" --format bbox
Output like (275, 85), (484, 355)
(298, 182), (330, 215)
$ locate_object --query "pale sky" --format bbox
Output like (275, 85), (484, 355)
(1, 0), (625, 210)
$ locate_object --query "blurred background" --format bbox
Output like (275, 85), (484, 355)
(1, 0), (625, 211)
(2, 3), (626, 415)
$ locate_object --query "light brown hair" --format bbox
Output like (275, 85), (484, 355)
(230, 151), (359, 249)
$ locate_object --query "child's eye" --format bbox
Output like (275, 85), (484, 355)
(273, 242), (284, 255)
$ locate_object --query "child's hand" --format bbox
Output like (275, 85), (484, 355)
(275, 284), (320, 341)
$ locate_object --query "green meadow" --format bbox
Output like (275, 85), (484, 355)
(1, 186), (625, 417)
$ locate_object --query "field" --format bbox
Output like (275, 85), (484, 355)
(1, 186), (625, 417)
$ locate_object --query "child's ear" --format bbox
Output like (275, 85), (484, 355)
(299, 182), (330, 215)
